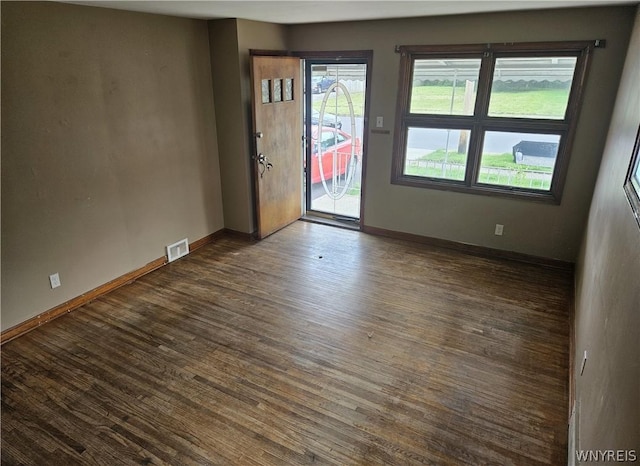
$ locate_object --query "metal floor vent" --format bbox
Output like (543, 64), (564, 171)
(167, 238), (189, 262)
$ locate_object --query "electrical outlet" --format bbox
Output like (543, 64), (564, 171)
(376, 116), (383, 128)
(49, 273), (61, 289)
(494, 224), (504, 236)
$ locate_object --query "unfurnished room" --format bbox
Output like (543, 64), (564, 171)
(1, 1), (639, 464)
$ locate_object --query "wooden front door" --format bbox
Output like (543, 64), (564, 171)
(251, 55), (302, 239)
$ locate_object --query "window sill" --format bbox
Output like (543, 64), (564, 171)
(391, 175), (561, 204)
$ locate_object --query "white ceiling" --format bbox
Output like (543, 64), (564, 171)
(64, 0), (637, 24)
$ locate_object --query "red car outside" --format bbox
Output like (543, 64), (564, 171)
(310, 126), (361, 185)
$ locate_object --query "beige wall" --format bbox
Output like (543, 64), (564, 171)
(208, 19), (251, 232)
(574, 7), (640, 454)
(208, 19), (287, 233)
(288, 6), (635, 261)
(2, 0), (638, 447)
(1, 2), (224, 331)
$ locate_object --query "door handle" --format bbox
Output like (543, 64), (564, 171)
(253, 153), (273, 178)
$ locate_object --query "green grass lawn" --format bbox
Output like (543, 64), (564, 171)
(487, 88), (570, 118)
(418, 150), (552, 172)
(409, 86), (472, 115)
(410, 86), (569, 118)
(405, 150), (553, 189)
(313, 86), (570, 119)
(312, 91), (366, 117)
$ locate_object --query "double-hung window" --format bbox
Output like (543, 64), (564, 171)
(391, 41), (594, 202)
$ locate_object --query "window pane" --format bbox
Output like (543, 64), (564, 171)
(478, 131), (560, 190)
(488, 57), (577, 119)
(633, 154), (640, 189)
(410, 59), (481, 115)
(261, 79), (271, 104)
(320, 130), (338, 150)
(284, 78), (293, 101)
(404, 127), (470, 181)
(273, 78), (283, 102)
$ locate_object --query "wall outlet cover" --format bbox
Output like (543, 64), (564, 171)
(49, 273), (61, 289)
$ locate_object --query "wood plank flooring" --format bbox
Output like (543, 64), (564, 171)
(1, 221), (573, 465)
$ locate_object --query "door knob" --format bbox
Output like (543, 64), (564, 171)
(254, 153), (273, 178)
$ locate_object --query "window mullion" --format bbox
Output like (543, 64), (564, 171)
(404, 115), (475, 128)
(482, 118), (569, 133)
(474, 52), (495, 118)
(466, 53), (496, 186)
(465, 123), (483, 186)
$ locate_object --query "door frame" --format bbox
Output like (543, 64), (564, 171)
(296, 50), (373, 230)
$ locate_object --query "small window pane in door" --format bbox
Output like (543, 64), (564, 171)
(284, 78), (294, 101)
(261, 79), (271, 103)
(274, 79), (283, 102)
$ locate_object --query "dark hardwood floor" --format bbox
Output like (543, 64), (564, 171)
(1, 221), (572, 465)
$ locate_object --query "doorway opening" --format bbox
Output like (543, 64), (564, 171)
(304, 57), (369, 223)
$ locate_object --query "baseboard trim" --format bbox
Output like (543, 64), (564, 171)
(1, 230), (224, 346)
(189, 229), (227, 251)
(361, 225), (574, 271)
(222, 228), (255, 241)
